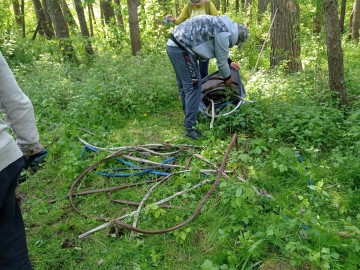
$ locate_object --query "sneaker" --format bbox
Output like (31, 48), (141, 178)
(185, 127), (202, 140)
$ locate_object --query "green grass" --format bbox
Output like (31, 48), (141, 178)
(8, 40), (360, 270)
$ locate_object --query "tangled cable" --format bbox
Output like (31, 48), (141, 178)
(69, 134), (240, 239)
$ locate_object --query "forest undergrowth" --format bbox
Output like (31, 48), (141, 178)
(4, 37), (360, 270)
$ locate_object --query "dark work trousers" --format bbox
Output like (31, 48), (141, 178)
(166, 45), (202, 129)
(0, 158), (32, 270)
(199, 59), (209, 79)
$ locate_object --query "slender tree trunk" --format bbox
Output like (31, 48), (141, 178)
(222, 0), (227, 13)
(42, 0), (54, 33)
(12, 0), (23, 26)
(313, 1), (323, 34)
(127, 0), (141, 55)
(349, 8), (354, 39)
(100, 0), (115, 25)
(339, 0), (346, 33)
(20, 0), (25, 38)
(12, 0), (25, 37)
(61, 0), (78, 28)
(245, 0), (252, 16)
(258, 0), (269, 21)
(235, 0), (240, 13)
(174, 0), (179, 16)
(352, 0), (360, 40)
(32, 0), (55, 39)
(216, 0), (220, 11)
(90, 3), (96, 25)
(88, 3), (94, 37)
(114, 0), (125, 31)
(43, 0), (76, 62)
(73, 0), (94, 55)
(323, 0), (348, 106)
(270, 0), (302, 72)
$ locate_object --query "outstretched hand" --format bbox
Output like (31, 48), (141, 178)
(230, 62), (240, 70)
(166, 14), (175, 23)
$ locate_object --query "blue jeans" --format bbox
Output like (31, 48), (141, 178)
(199, 59), (209, 79)
(0, 158), (32, 270)
(166, 46), (202, 129)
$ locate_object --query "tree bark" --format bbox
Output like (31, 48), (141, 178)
(323, 0), (348, 106)
(32, 0), (55, 39)
(61, 0), (78, 29)
(41, 0), (54, 32)
(245, 0), (252, 16)
(258, 0), (269, 21)
(174, 0), (180, 16)
(88, 3), (94, 37)
(351, 0), (360, 40)
(12, 0), (25, 37)
(12, 0), (23, 26)
(216, 0), (220, 11)
(313, 1), (323, 34)
(73, 0), (94, 55)
(270, 0), (302, 72)
(100, 0), (115, 25)
(43, 0), (76, 62)
(222, 0), (227, 13)
(339, 0), (346, 33)
(127, 0), (141, 55)
(235, 0), (240, 13)
(114, 0), (125, 31)
(20, 0), (25, 38)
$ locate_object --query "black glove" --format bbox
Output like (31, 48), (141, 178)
(24, 149), (48, 173)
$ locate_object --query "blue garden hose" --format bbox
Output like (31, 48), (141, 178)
(81, 145), (174, 177)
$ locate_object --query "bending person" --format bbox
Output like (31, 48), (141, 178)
(166, 0), (219, 78)
(166, 15), (249, 140)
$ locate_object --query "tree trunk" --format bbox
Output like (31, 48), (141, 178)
(12, 0), (23, 26)
(216, 0), (220, 11)
(114, 0), (125, 31)
(12, 0), (25, 37)
(313, 1), (323, 34)
(222, 0), (227, 13)
(351, 0), (360, 40)
(20, 0), (25, 38)
(32, 0), (55, 39)
(235, 0), (240, 13)
(73, 0), (94, 55)
(61, 0), (78, 28)
(100, 0), (115, 25)
(323, 0), (348, 106)
(42, 0), (54, 33)
(270, 0), (302, 72)
(258, 0), (269, 20)
(127, 0), (141, 55)
(175, 0), (179, 16)
(349, 8), (354, 39)
(88, 3), (94, 36)
(245, 0), (252, 16)
(43, 0), (76, 62)
(339, 0), (346, 33)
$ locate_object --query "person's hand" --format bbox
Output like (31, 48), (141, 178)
(230, 62), (240, 70)
(166, 14), (175, 23)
